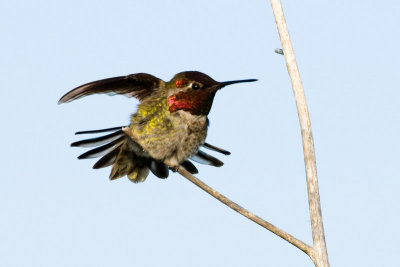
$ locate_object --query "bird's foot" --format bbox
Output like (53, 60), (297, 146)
(169, 166), (179, 173)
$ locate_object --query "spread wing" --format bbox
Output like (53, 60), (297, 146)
(58, 73), (163, 104)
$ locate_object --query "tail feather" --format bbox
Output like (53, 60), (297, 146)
(72, 130), (123, 148)
(75, 126), (125, 135)
(202, 142), (231, 155)
(93, 145), (121, 169)
(128, 167), (150, 183)
(77, 136), (125, 159)
(149, 160), (169, 178)
(109, 140), (149, 181)
(181, 160), (199, 174)
(190, 150), (224, 167)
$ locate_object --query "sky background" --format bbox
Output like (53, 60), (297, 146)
(1, 0), (399, 266)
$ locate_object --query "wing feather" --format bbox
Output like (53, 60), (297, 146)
(190, 150), (224, 167)
(202, 142), (231, 155)
(58, 73), (163, 104)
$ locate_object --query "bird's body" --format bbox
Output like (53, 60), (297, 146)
(129, 104), (208, 167)
(59, 71), (256, 183)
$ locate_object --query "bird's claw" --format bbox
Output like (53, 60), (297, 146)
(169, 166), (179, 173)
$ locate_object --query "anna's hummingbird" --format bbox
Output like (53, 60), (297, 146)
(59, 71), (257, 183)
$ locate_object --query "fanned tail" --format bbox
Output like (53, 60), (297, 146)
(72, 127), (169, 183)
(71, 127), (230, 182)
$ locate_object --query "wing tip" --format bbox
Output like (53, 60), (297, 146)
(58, 94), (73, 105)
(71, 142), (79, 147)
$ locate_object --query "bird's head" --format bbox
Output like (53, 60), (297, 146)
(167, 71), (257, 115)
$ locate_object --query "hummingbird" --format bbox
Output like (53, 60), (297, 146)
(59, 71), (257, 183)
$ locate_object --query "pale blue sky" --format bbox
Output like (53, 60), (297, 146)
(1, 0), (399, 266)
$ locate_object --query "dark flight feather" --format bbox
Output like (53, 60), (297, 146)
(190, 150), (224, 167)
(75, 126), (125, 135)
(58, 73), (162, 104)
(77, 136), (125, 159)
(202, 142), (231, 155)
(181, 160), (199, 174)
(71, 130), (123, 148)
(93, 144), (122, 169)
(149, 160), (169, 178)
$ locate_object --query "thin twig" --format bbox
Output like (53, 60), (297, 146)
(174, 166), (314, 256)
(270, 0), (330, 266)
(275, 48), (284, 55)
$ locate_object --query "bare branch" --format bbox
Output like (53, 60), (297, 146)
(168, 2), (330, 266)
(174, 166), (314, 256)
(270, 0), (330, 266)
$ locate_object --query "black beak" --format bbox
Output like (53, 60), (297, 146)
(219, 79), (258, 88)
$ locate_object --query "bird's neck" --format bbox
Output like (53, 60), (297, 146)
(168, 91), (216, 115)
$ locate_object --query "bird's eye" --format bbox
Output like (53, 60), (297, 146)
(192, 83), (200, 90)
